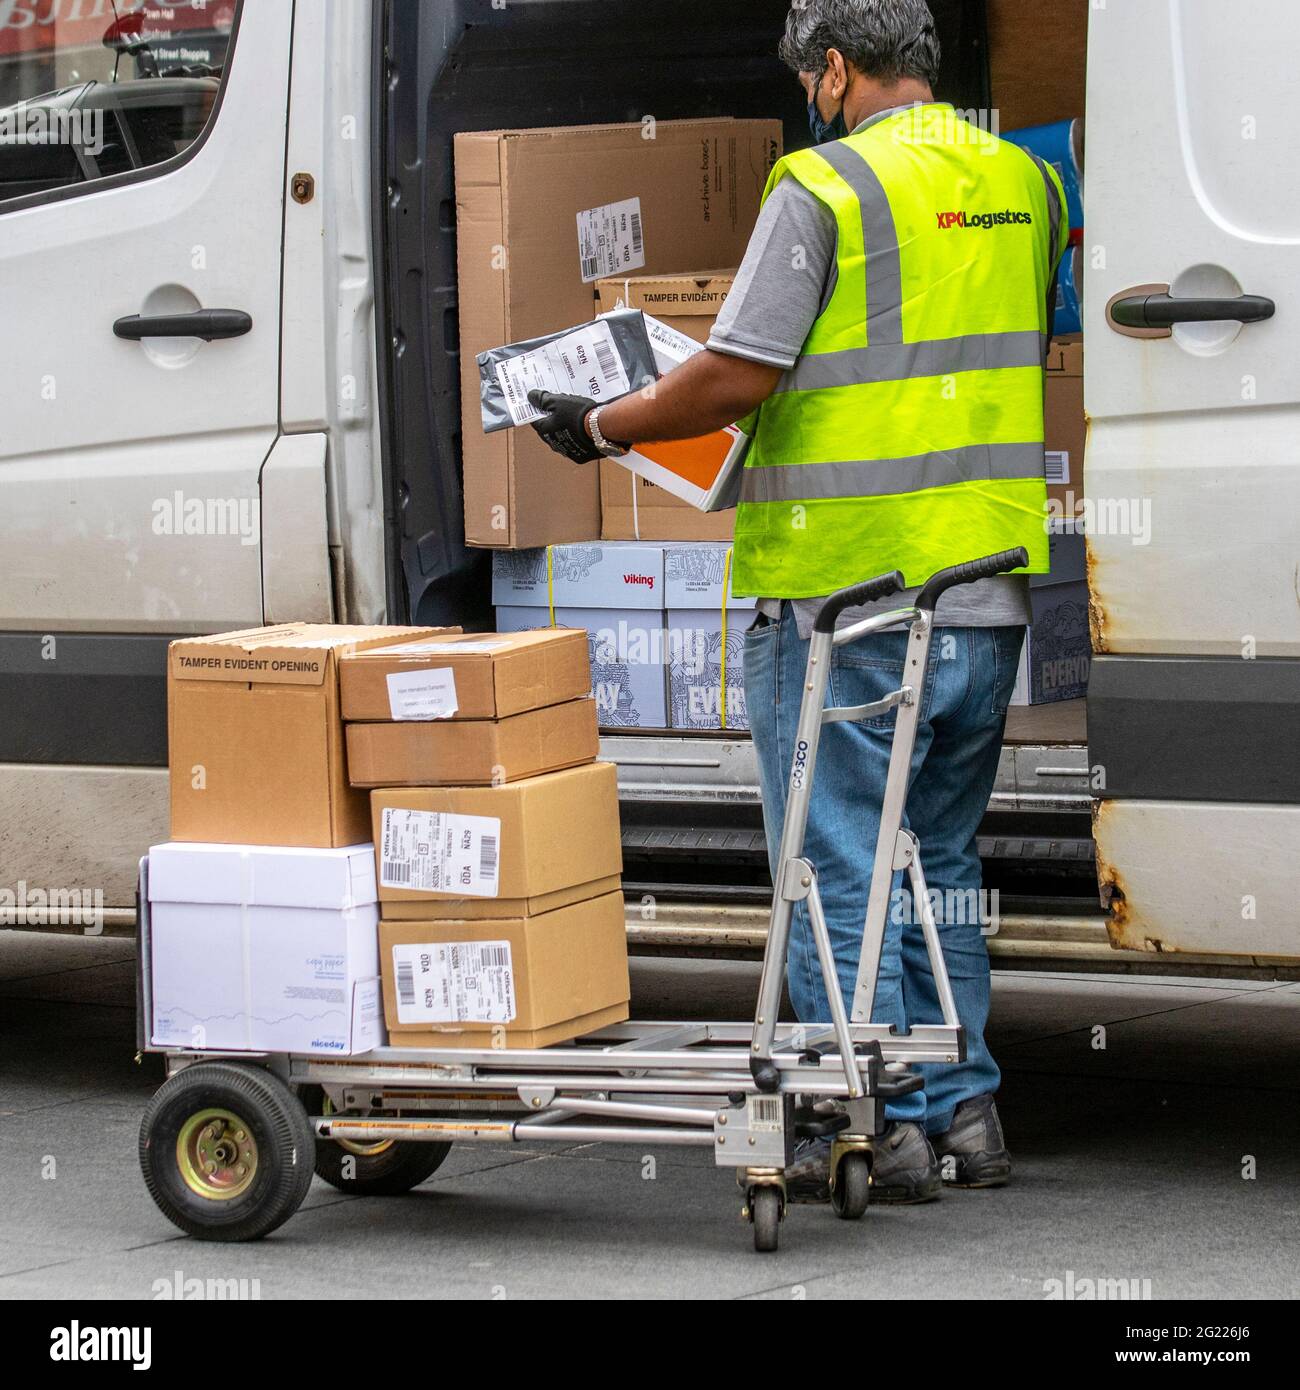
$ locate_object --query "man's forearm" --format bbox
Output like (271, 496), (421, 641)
(596, 349), (783, 445)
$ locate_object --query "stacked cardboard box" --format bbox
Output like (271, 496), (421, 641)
(492, 541), (753, 733)
(339, 630), (630, 1049)
(153, 622), (453, 1055)
(455, 120), (779, 549)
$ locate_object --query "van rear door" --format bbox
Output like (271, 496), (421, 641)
(1085, 0), (1300, 958)
(0, 0), (292, 767)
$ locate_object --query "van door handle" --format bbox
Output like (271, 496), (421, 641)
(1108, 292), (1274, 331)
(113, 309), (253, 341)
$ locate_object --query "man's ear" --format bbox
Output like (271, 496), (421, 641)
(824, 47), (849, 100)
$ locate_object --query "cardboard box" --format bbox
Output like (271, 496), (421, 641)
(1045, 336), (1084, 522)
(987, 0), (1088, 133)
(340, 630), (590, 723)
(455, 121), (780, 549)
(168, 624), (452, 848)
(148, 841), (383, 1055)
(492, 543), (669, 728)
(596, 276), (742, 541)
(372, 762), (622, 919)
(345, 698), (599, 787)
(379, 890), (630, 1049)
(1012, 575), (1092, 706)
(664, 543), (756, 732)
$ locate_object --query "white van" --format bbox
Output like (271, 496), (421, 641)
(1, 0), (1296, 971)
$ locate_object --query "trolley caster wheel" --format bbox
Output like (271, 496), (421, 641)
(299, 1086), (452, 1195)
(749, 1186), (783, 1253)
(830, 1151), (871, 1220)
(139, 1062), (315, 1242)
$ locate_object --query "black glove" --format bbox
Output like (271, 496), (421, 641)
(527, 390), (602, 464)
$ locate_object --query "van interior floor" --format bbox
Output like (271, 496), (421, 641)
(1003, 698), (1086, 745)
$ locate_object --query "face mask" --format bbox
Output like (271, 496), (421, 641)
(807, 78), (848, 144)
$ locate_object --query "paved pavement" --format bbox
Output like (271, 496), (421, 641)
(1, 932), (1297, 1299)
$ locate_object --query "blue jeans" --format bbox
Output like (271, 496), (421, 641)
(744, 605), (1023, 1135)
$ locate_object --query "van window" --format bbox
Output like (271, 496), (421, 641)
(0, 0), (237, 206)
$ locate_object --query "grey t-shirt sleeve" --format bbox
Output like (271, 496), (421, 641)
(707, 177), (838, 370)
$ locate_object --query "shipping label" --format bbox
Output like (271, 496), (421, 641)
(380, 809), (501, 897)
(385, 667), (458, 720)
(495, 320), (631, 427)
(576, 196), (645, 283)
(391, 940), (516, 1025)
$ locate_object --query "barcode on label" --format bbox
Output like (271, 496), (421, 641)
(747, 1096), (782, 1132)
(479, 835), (498, 880)
(593, 337), (619, 385)
(629, 211), (643, 253)
(397, 959), (415, 1007)
(386, 860), (410, 886)
(480, 945), (510, 968)
(1045, 450), (1069, 484)
(580, 255), (599, 280)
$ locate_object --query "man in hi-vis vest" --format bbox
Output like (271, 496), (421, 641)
(530, 0), (1069, 1205)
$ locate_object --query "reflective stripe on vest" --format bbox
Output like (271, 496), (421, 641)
(732, 104), (1070, 599)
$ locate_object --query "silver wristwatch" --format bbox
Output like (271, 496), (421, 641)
(587, 406), (631, 458)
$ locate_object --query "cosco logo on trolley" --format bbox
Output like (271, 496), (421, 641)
(791, 739), (810, 790)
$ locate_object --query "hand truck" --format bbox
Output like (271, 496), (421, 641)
(135, 549), (1028, 1253)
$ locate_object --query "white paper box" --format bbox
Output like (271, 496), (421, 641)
(491, 541), (665, 610)
(496, 604), (667, 728)
(148, 842), (383, 1055)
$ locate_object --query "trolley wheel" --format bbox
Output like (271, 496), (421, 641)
(830, 1151), (871, 1220)
(750, 1186), (783, 1253)
(139, 1062), (315, 1242)
(299, 1086), (452, 1195)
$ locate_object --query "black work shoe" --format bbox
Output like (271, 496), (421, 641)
(784, 1137), (832, 1204)
(930, 1094), (1012, 1188)
(869, 1121), (942, 1204)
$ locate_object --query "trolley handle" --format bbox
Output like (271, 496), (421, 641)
(916, 547), (1030, 614)
(812, 569), (906, 634)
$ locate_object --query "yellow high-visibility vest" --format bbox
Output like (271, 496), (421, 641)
(732, 103), (1069, 597)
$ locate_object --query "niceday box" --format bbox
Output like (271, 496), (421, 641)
(340, 629), (590, 722)
(665, 543), (756, 732)
(147, 842), (383, 1056)
(492, 544), (668, 729)
(454, 120), (780, 550)
(379, 890), (630, 1050)
(372, 762), (622, 919)
(168, 624), (453, 848)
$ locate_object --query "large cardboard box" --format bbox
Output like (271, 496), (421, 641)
(346, 698), (599, 787)
(987, 0), (1088, 134)
(372, 762), (622, 919)
(168, 624), (451, 847)
(596, 273), (740, 541)
(455, 120), (780, 549)
(379, 890), (630, 1049)
(1045, 336), (1084, 521)
(664, 543), (756, 732)
(340, 630), (590, 723)
(492, 544), (669, 729)
(148, 842), (383, 1056)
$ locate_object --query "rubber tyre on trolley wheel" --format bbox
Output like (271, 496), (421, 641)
(830, 1151), (871, 1220)
(751, 1186), (782, 1253)
(299, 1085), (452, 1195)
(139, 1062), (315, 1242)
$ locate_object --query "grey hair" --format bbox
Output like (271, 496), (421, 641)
(780, 0), (942, 88)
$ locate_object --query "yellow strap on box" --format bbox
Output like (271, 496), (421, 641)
(720, 545), (733, 730)
(546, 545), (556, 627)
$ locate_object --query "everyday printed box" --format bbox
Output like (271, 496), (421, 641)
(596, 274), (741, 541)
(455, 121), (780, 549)
(340, 629), (590, 723)
(147, 842), (383, 1056)
(379, 890), (630, 1049)
(372, 763), (622, 919)
(664, 543), (756, 732)
(168, 624), (453, 847)
(345, 698), (599, 786)
(1011, 576), (1092, 706)
(492, 544), (669, 729)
